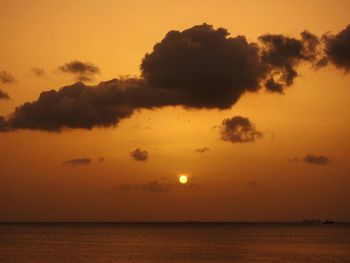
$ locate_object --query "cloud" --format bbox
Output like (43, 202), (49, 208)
(195, 147), (210, 153)
(98, 157), (105, 162)
(303, 154), (331, 165)
(0, 71), (16, 84)
(118, 180), (172, 193)
(130, 148), (149, 161)
(0, 90), (10, 100)
(58, 60), (100, 82)
(219, 116), (263, 143)
(31, 68), (46, 78)
(323, 25), (350, 71)
(63, 158), (92, 167)
(258, 31), (320, 93)
(0, 78), (182, 132)
(141, 23), (266, 109)
(0, 24), (350, 132)
(2, 80), (139, 131)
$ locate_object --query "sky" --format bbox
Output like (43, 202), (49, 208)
(0, 0), (350, 222)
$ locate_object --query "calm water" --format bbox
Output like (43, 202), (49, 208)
(1, 223), (350, 263)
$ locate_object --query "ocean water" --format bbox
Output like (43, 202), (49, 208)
(1, 223), (350, 263)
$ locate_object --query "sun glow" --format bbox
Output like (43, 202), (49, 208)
(179, 175), (188, 184)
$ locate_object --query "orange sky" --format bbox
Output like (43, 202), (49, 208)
(0, 0), (350, 222)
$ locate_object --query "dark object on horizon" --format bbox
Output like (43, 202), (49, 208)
(322, 220), (335, 224)
(302, 219), (335, 225)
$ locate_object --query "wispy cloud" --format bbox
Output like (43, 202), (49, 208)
(58, 60), (100, 82)
(130, 148), (149, 161)
(31, 68), (46, 78)
(0, 71), (16, 84)
(195, 147), (210, 153)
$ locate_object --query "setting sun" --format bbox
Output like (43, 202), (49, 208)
(179, 175), (188, 184)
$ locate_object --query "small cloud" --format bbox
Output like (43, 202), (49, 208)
(220, 116), (263, 143)
(31, 68), (46, 78)
(0, 71), (16, 84)
(130, 148), (149, 161)
(303, 154), (331, 166)
(63, 158), (92, 167)
(0, 90), (10, 100)
(98, 157), (105, 162)
(195, 147), (210, 153)
(58, 60), (100, 82)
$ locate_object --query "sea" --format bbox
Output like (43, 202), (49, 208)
(1, 222), (350, 262)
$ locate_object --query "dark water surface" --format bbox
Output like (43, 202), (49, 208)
(1, 223), (350, 263)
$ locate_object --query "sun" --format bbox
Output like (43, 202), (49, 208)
(179, 175), (188, 184)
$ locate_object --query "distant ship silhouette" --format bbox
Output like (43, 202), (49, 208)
(322, 220), (335, 224)
(302, 219), (335, 225)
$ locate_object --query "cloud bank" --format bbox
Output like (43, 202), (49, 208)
(0, 23), (349, 132)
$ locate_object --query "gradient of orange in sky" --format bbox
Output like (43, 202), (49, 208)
(0, 0), (350, 221)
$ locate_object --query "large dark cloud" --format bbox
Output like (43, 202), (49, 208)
(323, 25), (350, 71)
(4, 80), (137, 131)
(130, 148), (149, 161)
(63, 158), (92, 167)
(219, 116), (263, 143)
(0, 71), (16, 84)
(0, 90), (10, 100)
(303, 154), (331, 166)
(0, 78), (178, 132)
(141, 24), (266, 109)
(0, 24), (349, 132)
(259, 31), (320, 93)
(58, 60), (100, 82)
